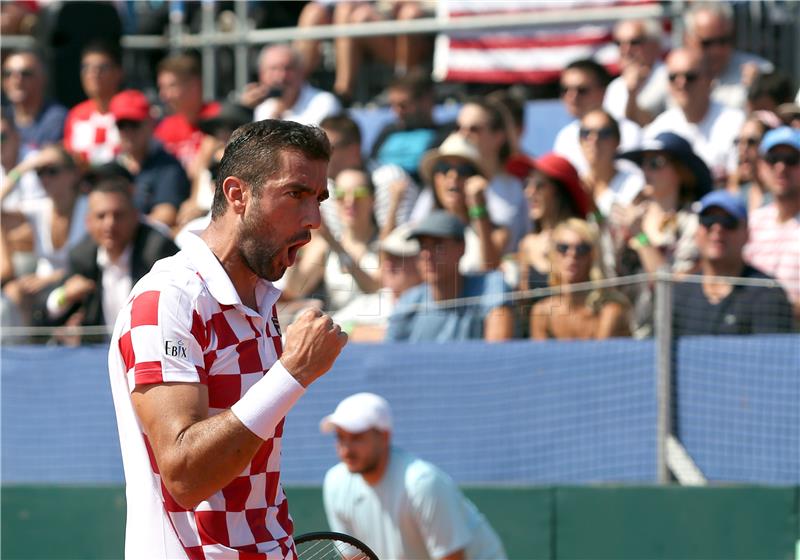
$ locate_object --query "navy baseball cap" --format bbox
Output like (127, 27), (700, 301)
(697, 190), (747, 221)
(408, 211), (466, 241)
(759, 126), (800, 154)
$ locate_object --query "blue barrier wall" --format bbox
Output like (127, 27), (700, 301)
(2, 336), (797, 485)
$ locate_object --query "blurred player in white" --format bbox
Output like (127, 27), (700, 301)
(108, 120), (347, 559)
(321, 393), (507, 560)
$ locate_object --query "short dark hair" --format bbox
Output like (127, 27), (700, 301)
(747, 71), (795, 105)
(157, 52), (202, 81)
(89, 176), (135, 204)
(211, 119), (331, 219)
(81, 39), (122, 67)
(564, 59), (612, 88)
(320, 113), (362, 148)
(388, 68), (434, 100)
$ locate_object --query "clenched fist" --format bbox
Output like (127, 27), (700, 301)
(280, 308), (348, 387)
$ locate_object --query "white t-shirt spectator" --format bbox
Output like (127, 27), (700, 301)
(644, 101), (745, 180)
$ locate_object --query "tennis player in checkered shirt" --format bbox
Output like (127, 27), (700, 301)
(108, 119), (347, 559)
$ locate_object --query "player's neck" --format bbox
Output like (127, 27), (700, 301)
(201, 224), (259, 310)
(361, 449), (391, 486)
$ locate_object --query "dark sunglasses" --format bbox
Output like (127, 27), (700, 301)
(560, 84), (592, 97)
(579, 126), (617, 141)
(116, 120), (143, 131)
(555, 242), (593, 257)
(36, 165), (66, 178)
(614, 37), (646, 48)
(668, 71), (700, 84)
(733, 136), (760, 147)
(700, 35), (732, 49)
(457, 123), (488, 135)
(2, 68), (35, 79)
(764, 151), (800, 167)
(700, 213), (740, 230)
(641, 154), (672, 171)
(433, 161), (478, 178)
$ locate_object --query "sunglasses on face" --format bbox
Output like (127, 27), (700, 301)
(433, 161), (478, 178)
(457, 123), (488, 135)
(560, 84), (592, 97)
(36, 165), (66, 179)
(579, 126), (617, 141)
(668, 71), (700, 84)
(641, 154), (672, 171)
(614, 36), (646, 48)
(699, 35), (732, 49)
(2, 68), (35, 79)
(699, 213), (740, 230)
(764, 151), (800, 167)
(335, 186), (371, 200)
(555, 242), (593, 257)
(116, 120), (143, 131)
(734, 136), (760, 147)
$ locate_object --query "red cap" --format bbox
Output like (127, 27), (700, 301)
(109, 89), (151, 122)
(506, 152), (591, 217)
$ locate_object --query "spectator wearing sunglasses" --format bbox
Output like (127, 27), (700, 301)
(506, 152), (592, 336)
(109, 89), (190, 230)
(644, 48), (745, 184)
(282, 168), (381, 313)
(1, 48), (67, 153)
(411, 100), (528, 257)
(672, 190), (794, 336)
(615, 132), (713, 336)
(411, 133), (507, 273)
(743, 127), (800, 317)
(530, 218), (630, 340)
(579, 109), (644, 220)
(554, 59), (642, 178)
(0, 144), (88, 327)
(726, 113), (777, 215)
(683, 2), (773, 111)
(603, 19), (669, 127)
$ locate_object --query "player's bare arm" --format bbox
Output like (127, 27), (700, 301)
(132, 308), (347, 509)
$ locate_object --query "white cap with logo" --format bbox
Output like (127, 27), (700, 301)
(319, 392), (393, 434)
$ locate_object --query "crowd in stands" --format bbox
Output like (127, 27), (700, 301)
(1, 1), (798, 345)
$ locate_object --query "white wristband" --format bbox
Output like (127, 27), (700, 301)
(230, 360), (306, 440)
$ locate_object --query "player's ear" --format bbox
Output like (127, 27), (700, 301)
(222, 176), (250, 216)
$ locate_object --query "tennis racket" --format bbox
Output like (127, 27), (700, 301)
(294, 531), (379, 560)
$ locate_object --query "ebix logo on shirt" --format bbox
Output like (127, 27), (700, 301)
(164, 340), (188, 359)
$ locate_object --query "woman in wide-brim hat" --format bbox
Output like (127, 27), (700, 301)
(613, 131), (710, 336)
(412, 132), (504, 272)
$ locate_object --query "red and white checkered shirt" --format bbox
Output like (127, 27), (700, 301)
(108, 232), (300, 560)
(743, 203), (800, 304)
(64, 99), (120, 165)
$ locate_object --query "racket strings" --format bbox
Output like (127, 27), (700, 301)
(295, 538), (372, 560)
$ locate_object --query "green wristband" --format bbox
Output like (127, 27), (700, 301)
(6, 169), (22, 183)
(635, 232), (650, 247)
(468, 205), (488, 219)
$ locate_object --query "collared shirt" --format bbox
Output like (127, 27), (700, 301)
(108, 232), (298, 559)
(97, 245), (133, 326)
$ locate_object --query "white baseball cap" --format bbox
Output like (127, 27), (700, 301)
(319, 393), (393, 434)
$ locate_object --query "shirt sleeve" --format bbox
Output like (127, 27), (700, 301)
(118, 281), (207, 391)
(408, 465), (473, 559)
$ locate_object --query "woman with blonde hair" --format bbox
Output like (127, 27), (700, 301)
(530, 218), (630, 340)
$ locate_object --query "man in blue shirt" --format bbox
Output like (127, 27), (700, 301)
(386, 210), (514, 342)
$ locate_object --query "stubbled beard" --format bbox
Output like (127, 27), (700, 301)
(238, 209), (284, 281)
